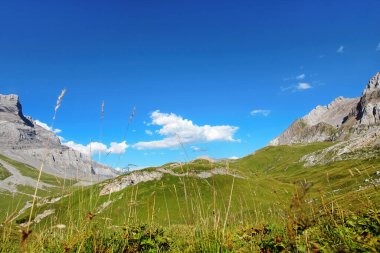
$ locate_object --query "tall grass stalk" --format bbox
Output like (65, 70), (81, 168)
(222, 161), (234, 236)
(26, 89), (66, 234)
(115, 106), (136, 169)
(162, 181), (171, 226)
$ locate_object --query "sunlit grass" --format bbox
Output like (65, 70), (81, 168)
(1, 142), (379, 252)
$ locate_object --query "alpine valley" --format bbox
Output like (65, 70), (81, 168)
(1, 72), (380, 252)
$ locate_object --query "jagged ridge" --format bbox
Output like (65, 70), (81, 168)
(270, 72), (380, 146)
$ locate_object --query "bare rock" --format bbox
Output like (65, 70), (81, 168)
(99, 171), (163, 196)
(302, 96), (359, 127)
(0, 94), (118, 183)
(270, 72), (380, 146)
(356, 72), (380, 125)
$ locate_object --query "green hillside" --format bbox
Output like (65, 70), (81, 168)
(0, 154), (78, 222)
(1, 142), (379, 252)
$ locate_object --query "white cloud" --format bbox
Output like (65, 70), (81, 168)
(35, 119), (62, 134)
(62, 141), (92, 155)
(191, 146), (207, 152)
(296, 73), (305, 80)
(296, 82), (312, 90)
(89, 142), (108, 153)
(145, 130), (153, 136)
(228, 156), (239, 160)
(376, 43), (380, 51)
(108, 141), (128, 154)
(337, 45), (344, 53)
(63, 140), (128, 156)
(250, 109), (271, 117)
(133, 111), (239, 150)
(54, 129), (62, 134)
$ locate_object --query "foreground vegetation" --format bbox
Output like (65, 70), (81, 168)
(1, 143), (380, 252)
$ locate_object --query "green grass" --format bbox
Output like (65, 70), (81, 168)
(18, 142), (380, 227)
(0, 153), (77, 187)
(0, 162), (12, 180)
(16, 184), (53, 198)
(0, 192), (32, 221)
(1, 142), (380, 252)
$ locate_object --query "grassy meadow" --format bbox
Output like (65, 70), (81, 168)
(0, 142), (379, 252)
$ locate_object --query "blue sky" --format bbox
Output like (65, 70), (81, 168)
(1, 0), (380, 168)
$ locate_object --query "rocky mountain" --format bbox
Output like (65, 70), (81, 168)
(0, 94), (118, 183)
(270, 72), (380, 146)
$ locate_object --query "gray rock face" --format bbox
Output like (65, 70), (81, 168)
(301, 127), (380, 167)
(0, 94), (60, 149)
(356, 72), (380, 125)
(99, 167), (244, 196)
(0, 94), (33, 127)
(270, 72), (380, 146)
(302, 97), (360, 127)
(99, 171), (163, 196)
(269, 120), (338, 146)
(0, 94), (118, 182)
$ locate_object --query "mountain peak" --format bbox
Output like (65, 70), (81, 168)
(364, 71), (380, 93)
(302, 96), (359, 127)
(270, 71), (380, 146)
(0, 93), (118, 181)
(0, 94), (33, 127)
(0, 94), (21, 114)
(356, 72), (380, 125)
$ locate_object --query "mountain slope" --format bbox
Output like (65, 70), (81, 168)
(1, 75), (380, 252)
(13, 142), (380, 229)
(270, 72), (380, 146)
(0, 94), (118, 185)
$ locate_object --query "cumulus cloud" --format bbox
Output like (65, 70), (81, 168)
(376, 43), (380, 51)
(108, 141), (128, 154)
(337, 45), (344, 53)
(228, 156), (239, 160)
(63, 140), (128, 156)
(296, 73), (305, 80)
(133, 111), (239, 150)
(35, 119), (62, 134)
(250, 109), (271, 117)
(296, 82), (312, 90)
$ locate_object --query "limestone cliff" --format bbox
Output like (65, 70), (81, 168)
(270, 72), (380, 146)
(0, 94), (118, 182)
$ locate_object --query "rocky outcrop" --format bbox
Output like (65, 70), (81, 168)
(301, 127), (380, 167)
(302, 96), (359, 127)
(99, 171), (163, 196)
(270, 72), (380, 146)
(0, 94), (60, 149)
(269, 120), (338, 146)
(0, 94), (34, 127)
(99, 167), (244, 196)
(356, 72), (380, 125)
(0, 94), (118, 182)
